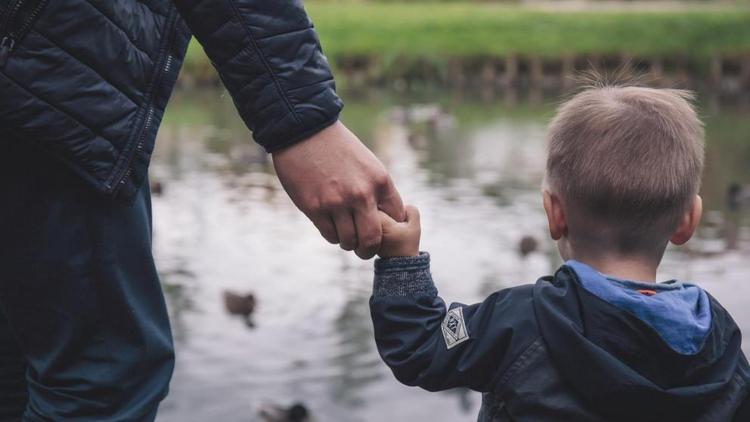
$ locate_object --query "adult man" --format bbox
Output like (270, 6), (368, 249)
(0, 0), (404, 420)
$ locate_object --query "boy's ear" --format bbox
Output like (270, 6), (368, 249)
(543, 190), (567, 241)
(670, 195), (703, 246)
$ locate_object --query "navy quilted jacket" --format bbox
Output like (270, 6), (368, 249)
(0, 0), (342, 200)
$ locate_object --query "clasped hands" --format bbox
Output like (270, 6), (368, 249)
(272, 121), (420, 259)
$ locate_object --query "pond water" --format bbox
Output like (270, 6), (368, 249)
(153, 88), (750, 422)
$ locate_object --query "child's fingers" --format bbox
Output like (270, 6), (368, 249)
(378, 210), (399, 228)
(381, 205), (419, 232)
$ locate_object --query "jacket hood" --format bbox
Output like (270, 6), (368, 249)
(566, 260), (712, 355)
(533, 262), (748, 420)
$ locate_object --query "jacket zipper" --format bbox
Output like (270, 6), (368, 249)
(0, 0), (49, 68)
(105, 6), (180, 196)
(114, 53), (174, 192)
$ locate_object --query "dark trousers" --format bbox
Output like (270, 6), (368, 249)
(0, 143), (174, 421)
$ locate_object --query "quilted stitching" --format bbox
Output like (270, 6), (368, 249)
(0, 0), (343, 200)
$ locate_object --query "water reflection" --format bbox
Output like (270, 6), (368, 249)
(154, 88), (750, 422)
(258, 402), (312, 422)
(328, 267), (382, 408)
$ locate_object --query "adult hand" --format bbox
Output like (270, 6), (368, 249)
(272, 121), (406, 259)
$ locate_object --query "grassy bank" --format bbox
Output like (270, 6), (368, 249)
(182, 3), (750, 79)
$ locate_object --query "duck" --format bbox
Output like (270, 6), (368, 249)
(258, 402), (312, 422)
(150, 180), (164, 196)
(518, 235), (539, 259)
(727, 183), (750, 212)
(223, 290), (256, 328)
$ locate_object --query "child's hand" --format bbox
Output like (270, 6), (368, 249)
(378, 205), (421, 258)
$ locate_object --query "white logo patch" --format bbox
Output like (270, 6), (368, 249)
(441, 306), (469, 349)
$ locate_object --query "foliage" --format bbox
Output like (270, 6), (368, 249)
(304, 3), (750, 57)
(182, 3), (750, 78)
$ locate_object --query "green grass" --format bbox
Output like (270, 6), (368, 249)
(183, 3), (750, 76)
(308, 3), (750, 57)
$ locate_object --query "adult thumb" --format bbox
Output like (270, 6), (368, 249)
(377, 176), (406, 223)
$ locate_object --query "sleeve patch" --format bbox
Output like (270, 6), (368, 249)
(441, 306), (470, 349)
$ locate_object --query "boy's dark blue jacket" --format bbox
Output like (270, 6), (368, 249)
(370, 253), (750, 422)
(0, 0), (341, 200)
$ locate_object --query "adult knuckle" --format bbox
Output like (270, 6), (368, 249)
(319, 226), (336, 238)
(302, 197), (323, 213)
(320, 196), (343, 211)
(361, 235), (380, 249)
(348, 186), (370, 203)
(340, 241), (356, 251)
(360, 227), (379, 242)
(374, 171), (389, 188)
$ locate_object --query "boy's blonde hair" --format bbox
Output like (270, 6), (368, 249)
(545, 83), (704, 255)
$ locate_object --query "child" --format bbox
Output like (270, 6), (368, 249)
(370, 83), (750, 422)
